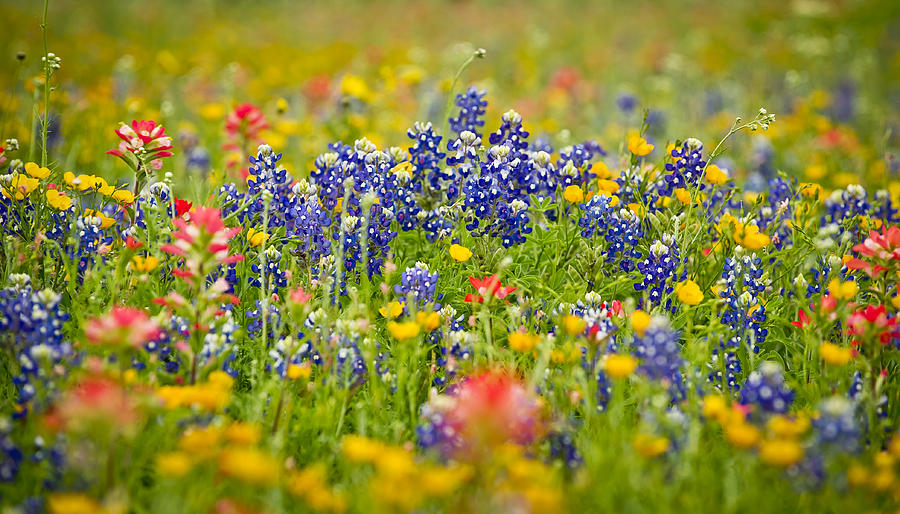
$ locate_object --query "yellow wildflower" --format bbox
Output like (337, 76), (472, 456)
(246, 227), (271, 247)
(563, 185), (584, 203)
(156, 451), (193, 477)
(820, 341), (853, 366)
(760, 438), (804, 467)
(631, 310), (651, 337)
(633, 433), (670, 458)
(827, 278), (857, 301)
(725, 421), (761, 449)
(676, 280), (704, 305)
(605, 354), (637, 379)
(342, 435), (384, 463)
(767, 415), (810, 438)
(219, 448), (280, 485)
(508, 331), (540, 353)
(3, 173), (39, 200)
(130, 255), (159, 273)
(705, 164), (728, 185)
(674, 188), (691, 205)
(24, 162), (50, 179)
(627, 136), (654, 156)
(561, 315), (586, 336)
(416, 311), (441, 331)
(111, 189), (135, 204)
(379, 301), (405, 319)
(224, 422), (261, 446)
(83, 209), (116, 229)
(287, 363), (312, 380)
(387, 321), (420, 341)
(597, 179), (620, 195)
(48, 493), (103, 514)
(46, 190), (72, 210)
(449, 243), (472, 262)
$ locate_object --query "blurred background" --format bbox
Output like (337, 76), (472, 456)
(0, 0), (898, 192)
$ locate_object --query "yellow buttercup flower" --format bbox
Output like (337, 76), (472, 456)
(508, 331), (540, 353)
(597, 179), (620, 195)
(702, 395), (730, 424)
(676, 280), (704, 305)
(674, 188), (691, 205)
(340, 74), (374, 102)
(24, 162), (51, 179)
(379, 301), (405, 319)
(218, 448), (280, 486)
(627, 136), (654, 156)
(3, 173), (39, 200)
(563, 184), (584, 203)
(631, 310), (651, 336)
(735, 223), (770, 250)
(561, 314), (586, 336)
(449, 244), (472, 262)
(130, 255), (159, 273)
(287, 363), (312, 380)
(416, 311), (441, 331)
(767, 415), (810, 438)
(48, 493), (104, 514)
(387, 321), (420, 341)
(591, 161), (612, 179)
(224, 422), (262, 446)
(705, 164), (728, 185)
(725, 421), (760, 449)
(605, 353), (637, 379)
(46, 190), (72, 210)
(156, 451), (193, 477)
(827, 278), (857, 301)
(820, 341), (853, 366)
(633, 433), (670, 458)
(760, 438), (804, 467)
(246, 227), (271, 247)
(111, 189), (135, 204)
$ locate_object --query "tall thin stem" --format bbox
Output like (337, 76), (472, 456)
(40, 0), (51, 167)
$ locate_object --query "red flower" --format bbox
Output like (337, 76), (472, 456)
(223, 103), (268, 152)
(847, 305), (900, 345)
(125, 236), (144, 250)
(445, 370), (541, 455)
(464, 274), (517, 303)
(174, 197), (193, 217)
(791, 308), (811, 329)
(846, 225), (900, 276)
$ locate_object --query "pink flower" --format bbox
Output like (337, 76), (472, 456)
(85, 307), (160, 348)
(162, 207), (244, 280)
(106, 120), (174, 171)
(846, 225), (900, 276)
(47, 376), (140, 434)
(289, 287), (313, 305)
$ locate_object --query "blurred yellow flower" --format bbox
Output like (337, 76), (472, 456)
(508, 331), (540, 353)
(156, 451), (193, 477)
(633, 433), (670, 458)
(760, 438), (803, 467)
(379, 301), (405, 319)
(387, 321), (420, 341)
(820, 341), (853, 366)
(605, 354), (637, 379)
(631, 310), (651, 336)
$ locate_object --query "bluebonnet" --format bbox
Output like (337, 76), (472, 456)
(812, 396), (861, 454)
(711, 247), (770, 390)
(394, 262), (441, 311)
(249, 246), (288, 293)
(579, 197), (642, 272)
(634, 318), (684, 382)
(739, 362), (795, 415)
(656, 138), (706, 198)
(0, 276), (72, 418)
(634, 235), (685, 311)
(448, 86), (488, 139)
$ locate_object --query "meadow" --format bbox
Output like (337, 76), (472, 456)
(0, 0), (899, 512)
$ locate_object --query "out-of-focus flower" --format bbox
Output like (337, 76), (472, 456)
(627, 136), (653, 156)
(84, 307), (160, 348)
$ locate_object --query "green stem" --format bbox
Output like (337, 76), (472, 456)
(40, 0), (51, 167)
(441, 50), (483, 141)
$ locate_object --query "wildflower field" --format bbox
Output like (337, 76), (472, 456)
(1, 0), (900, 512)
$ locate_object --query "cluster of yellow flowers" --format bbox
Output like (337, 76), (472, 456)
(382, 302), (442, 341)
(342, 435), (471, 511)
(847, 438), (900, 498)
(704, 395), (806, 468)
(156, 371), (234, 411)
